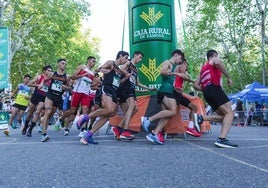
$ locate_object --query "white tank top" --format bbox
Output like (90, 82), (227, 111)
(73, 67), (94, 95)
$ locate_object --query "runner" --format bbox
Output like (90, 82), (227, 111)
(193, 49), (238, 148)
(22, 65), (52, 137)
(141, 49), (185, 145)
(174, 59), (202, 137)
(54, 56), (97, 136)
(112, 51), (156, 140)
(8, 74), (32, 129)
(40, 58), (70, 142)
(80, 50), (130, 145)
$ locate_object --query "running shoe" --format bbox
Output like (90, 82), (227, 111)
(80, 137), (88, 145)
(111, 126), (123, 140)
(186, 127), (202, 137)
(214, 138), (238, 148)
(38, 126), (42, 133)
(146, 133), (163, 145)
(64, 129), (69, 136)
(193, 113), (203, 133)
(3, 130), (9, 136)
(157, 132), (165, 143)
(41, 134), (49, 142)
(78, 130), (87, 138)
(54, 125), (61, 131)
(141, 116), (151, 132)
(54, 118), (63, 127)
(80, 131), (98, 145)
(21, 125), (28, 135)
(12, 122), (19, 129)
(26, 128), (32, 137)
(76, 114), (89, 130)
(120, 130), (135, 140)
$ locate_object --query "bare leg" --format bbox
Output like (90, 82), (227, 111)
(215, 102), (234, 138)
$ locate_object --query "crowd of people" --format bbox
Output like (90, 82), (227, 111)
(0, 49), (239, 148)
(231, 99), (268, 126)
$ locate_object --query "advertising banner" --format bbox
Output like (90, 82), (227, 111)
(128, 0), (177, 96)
(0, 27), (9, 89)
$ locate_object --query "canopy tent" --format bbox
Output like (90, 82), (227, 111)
(229, 82), (268, 102)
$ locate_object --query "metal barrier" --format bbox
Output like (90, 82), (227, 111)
(233, 110), (268, 126)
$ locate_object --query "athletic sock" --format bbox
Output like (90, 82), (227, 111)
(25, 120), (30, 127)
(29, 122), (36, 132)
(188, 121), (194, 129)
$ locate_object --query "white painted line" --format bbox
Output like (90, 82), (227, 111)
(181, 139), (268, 173)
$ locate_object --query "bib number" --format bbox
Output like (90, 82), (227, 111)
(51, 80), (63, 92)
(112, 75), (120, 88)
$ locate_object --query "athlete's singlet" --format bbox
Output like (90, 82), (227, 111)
(14, 84), (31, 106)
(102, 62), (122, 89)
(158, 62), (176, 93)
(48, 72), (67, 96)
(73, 67), (94, 95)
(33, 74), (50, 96)
(120, 62), (138, 89)
(200, 62), (222, 89)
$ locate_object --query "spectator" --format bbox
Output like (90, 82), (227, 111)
(235, 98), (244, 126)
(247, 106), (254, 126)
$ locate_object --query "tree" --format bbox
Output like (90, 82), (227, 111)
(0, 0), (100, 88)
(181, 0), (267, 94)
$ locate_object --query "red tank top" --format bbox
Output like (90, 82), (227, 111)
(200, 62), (222, 89)
(174, 76), (184, 90)
(34, 74), (46, 96)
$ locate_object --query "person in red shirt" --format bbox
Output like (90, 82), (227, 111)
(22, 65), (52, 137)
(194, 49), (238, 148)
(174, 59), (201, 137)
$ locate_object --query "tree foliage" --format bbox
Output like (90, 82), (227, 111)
(178, 0), (268, 95)
(0, 0), (100, 89)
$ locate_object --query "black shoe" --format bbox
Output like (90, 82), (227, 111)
(64, 129), (69, 136)
(214, 138), (238, 148)
(26, 128), (32, 137)
(22, 126), (28, 135)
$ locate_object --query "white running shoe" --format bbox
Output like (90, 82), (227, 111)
(78, 130), (87, 138)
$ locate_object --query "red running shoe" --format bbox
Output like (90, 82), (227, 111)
(186, 127), (202, 137)
(157, 132), (165, 143)
(120, 130), (135, 140)
(111, 126), (122, 140)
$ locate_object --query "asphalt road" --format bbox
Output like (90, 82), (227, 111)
(0, 123), (267, 188)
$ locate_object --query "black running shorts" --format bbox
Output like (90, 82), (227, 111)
(203, 84), (229, 111)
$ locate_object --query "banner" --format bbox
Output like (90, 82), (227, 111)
(128, 0), (177, 96)
(0, 27), (10, 89)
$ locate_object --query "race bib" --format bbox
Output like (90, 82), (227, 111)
(81, 78), (91, 88)
(112, 75), (120, 88)
(40, 85), (49, 93)
(51, 80), (63, 92)
(130, 75), (136, 84)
